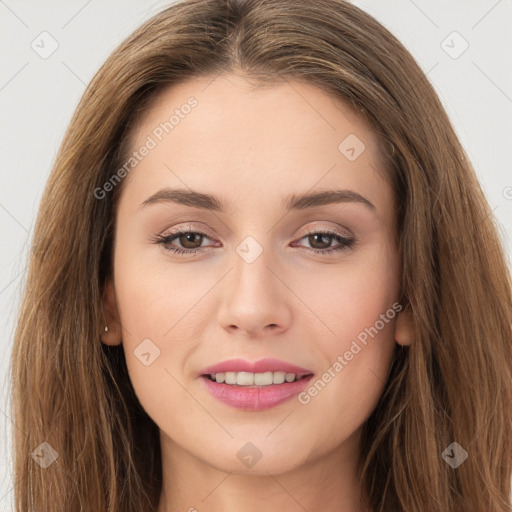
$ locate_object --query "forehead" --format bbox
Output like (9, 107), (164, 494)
(132, 73), (380, 153)
(122, 73), (393, 218)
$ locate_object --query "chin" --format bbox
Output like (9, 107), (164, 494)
(195, 434), (314, 476)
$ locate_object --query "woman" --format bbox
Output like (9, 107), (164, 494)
(9, 0), (512, 510)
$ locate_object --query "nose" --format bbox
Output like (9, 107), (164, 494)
(217, 246), (292, 339)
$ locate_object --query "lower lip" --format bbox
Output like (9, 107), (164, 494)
(200, 375), (314, 411)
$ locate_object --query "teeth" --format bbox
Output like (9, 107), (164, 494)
(237, 372), (254, 385)
(210, 371), (302, 386)
(273, 371), (286, 384)
(254, 371), (273, 385)
(225, 372), (237, 385)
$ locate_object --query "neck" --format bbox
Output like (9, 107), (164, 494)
(156, 430), (368, 512)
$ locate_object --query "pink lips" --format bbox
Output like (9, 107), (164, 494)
(199, 358), (314, 411)
(200, 357), (312, 377)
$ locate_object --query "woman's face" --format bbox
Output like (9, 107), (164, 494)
(104, 73), (411, 476)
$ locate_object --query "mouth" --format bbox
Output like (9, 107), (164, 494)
(199, 359), (315, 410)
(202, 371), (313, 386)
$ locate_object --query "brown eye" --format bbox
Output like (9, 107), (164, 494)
(153, 228), (214, 255)
(293, 229), (355, 254)
(176, 232), (205, 249)
(308, 233), (334, 250)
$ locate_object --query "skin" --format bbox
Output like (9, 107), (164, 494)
(101, 72), (414, 512)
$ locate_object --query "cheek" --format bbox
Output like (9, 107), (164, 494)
(295, 238), (399, 348)
(112, 243), (190, 409)
(112, 235), (230, 421)
(295, 243), (399, 430)
(113, 235), (209, 338)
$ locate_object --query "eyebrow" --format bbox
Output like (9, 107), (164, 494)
(139, 188), (375, 212)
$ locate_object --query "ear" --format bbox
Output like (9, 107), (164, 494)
(101, 279), (123, 346)
(394, 306), (414, 347)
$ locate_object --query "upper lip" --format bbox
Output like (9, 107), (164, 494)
(200, 358), (313, 377)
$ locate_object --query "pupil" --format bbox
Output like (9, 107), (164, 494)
(311, 234), (330, 249)
(181, 233), (201, 248)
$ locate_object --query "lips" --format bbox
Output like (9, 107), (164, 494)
(199, 357), (314, 411)
(199, 357), (312, 377)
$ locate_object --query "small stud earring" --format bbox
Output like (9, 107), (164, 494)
(104, 325), (109, 333)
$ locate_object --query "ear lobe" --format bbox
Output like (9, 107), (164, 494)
(101, 279), (122, 346)
(394, 307), (414, 346)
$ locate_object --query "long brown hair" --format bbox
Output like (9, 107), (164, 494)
(9, 0), (512, 510)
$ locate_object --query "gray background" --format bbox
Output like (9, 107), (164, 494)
(1, 0), (511, 508)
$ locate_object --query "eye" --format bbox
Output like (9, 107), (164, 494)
(292, 228), (355, 254)
(151, 226), (355, 257)
(151, 226), (216, 256)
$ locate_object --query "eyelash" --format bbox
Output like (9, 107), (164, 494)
(151, 226), (355, 257)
